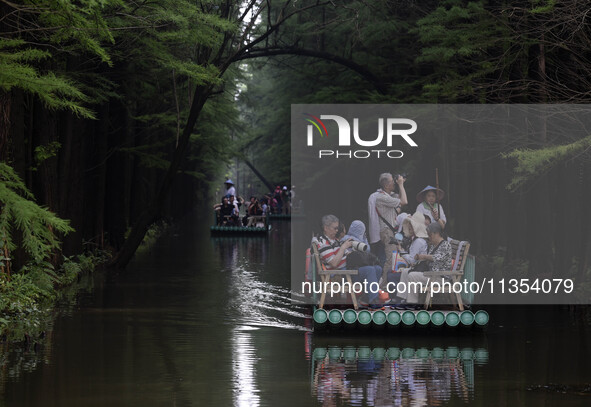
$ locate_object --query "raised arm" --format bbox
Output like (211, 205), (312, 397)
(396, 176), (408, 206)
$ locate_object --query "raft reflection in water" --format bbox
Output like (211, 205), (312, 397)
(311, 345), (488, 406)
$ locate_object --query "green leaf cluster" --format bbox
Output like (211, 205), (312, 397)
(503, 135), (591, 191)
(0, 162), (74, 266)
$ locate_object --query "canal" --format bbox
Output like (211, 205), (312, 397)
(1, 213), (590, 406)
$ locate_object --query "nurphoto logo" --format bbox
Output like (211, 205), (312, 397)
(304, 113), (418, 159)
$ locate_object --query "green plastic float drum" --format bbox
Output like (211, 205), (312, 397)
(372, 310), (387, 326)
(430, 311), (445, 326)
(416, 310), (430, 326)
(474, 310), (489, 326)
(401, 311), (416, 326)
(357, 310), (372, 326)
(342, 309), (357, 325)
(387, 311), (401, 326)
(313, 309), (328, 324)
(460, 310), (475, 326)
(328, 309), (342, 325)
(445, 312), (460, 327)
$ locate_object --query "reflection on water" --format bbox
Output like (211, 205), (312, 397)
(212, 232), (310, 332)
(311, 344), (488, 407)
(1, 216), (591, 407)
(232, 328), (260, 407)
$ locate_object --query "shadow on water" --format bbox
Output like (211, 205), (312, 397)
(1, 211), (591, 406)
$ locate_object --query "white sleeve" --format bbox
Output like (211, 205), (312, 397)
(439, 205), (447, 222)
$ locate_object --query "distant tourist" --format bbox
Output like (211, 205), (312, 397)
(281, 186), (290, 214)
(214, 197), (238, 226)
(416, 185), (446, 229)
(273, 186), (283, 213)
(224, 179), (236, 198)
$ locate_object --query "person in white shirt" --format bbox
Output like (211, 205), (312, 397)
(368, 173), (408, 279)
(224, 179), (236, 198)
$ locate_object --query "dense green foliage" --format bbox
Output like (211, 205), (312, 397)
(237, 0), (591, 279)
(0, 162), (108, 340)
(0, 0), (590, 279)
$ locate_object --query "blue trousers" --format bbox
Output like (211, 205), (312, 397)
(352, 265), (382, 303)
(370, 240), (386, 267)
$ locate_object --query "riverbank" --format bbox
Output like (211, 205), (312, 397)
(0, 250), (109, 343)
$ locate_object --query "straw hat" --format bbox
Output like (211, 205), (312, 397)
(402, 211), (428, 239)
(396, 212), (410, 227)
(224, 179), (234, 185)
(416, 185), (444, 203)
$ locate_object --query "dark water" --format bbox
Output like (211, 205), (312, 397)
(1, 215), (590, 406)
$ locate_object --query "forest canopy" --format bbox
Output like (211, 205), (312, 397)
(0, 0), (589, 280)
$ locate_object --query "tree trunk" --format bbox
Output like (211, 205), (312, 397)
(111, 85), (212, 269)
(0, 91), (11, 161)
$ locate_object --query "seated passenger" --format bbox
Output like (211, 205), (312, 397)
(342, 220), (370, 249)
(316, 215), (384, 306)
(214, 197), (237, 226)
(228, 195), (240, 216)
(260, 198), (269, 215)
(397, 211), (429, 267)
(396, 222), (452, 308)
(243, 196), (256, 225)
(416, 186), (446, 229)
(245, 197), (263, 226)
(385, 211), (429, 291)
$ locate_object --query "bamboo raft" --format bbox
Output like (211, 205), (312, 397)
(267, 212), (305, 220)
(312, 308), (489, 330)
(210, 214), (271, 234)
(305, 233), (488, 332)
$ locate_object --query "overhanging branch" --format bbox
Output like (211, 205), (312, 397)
(233, 47), (387, 94)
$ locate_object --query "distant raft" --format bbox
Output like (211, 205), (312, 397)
(267, 213), (305, 220)
(210, 224), (271, 234)
(211, 211), (271, 234)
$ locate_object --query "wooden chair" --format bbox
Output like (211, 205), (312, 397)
(246, 215), (267, 227)
(311, 241), (359, 310)
(423, 239), (471, 311)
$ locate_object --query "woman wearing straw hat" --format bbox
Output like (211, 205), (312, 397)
(416, 185), (446, 229)
(385, 211), (429, 291)
(397, 211), (429, 267)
